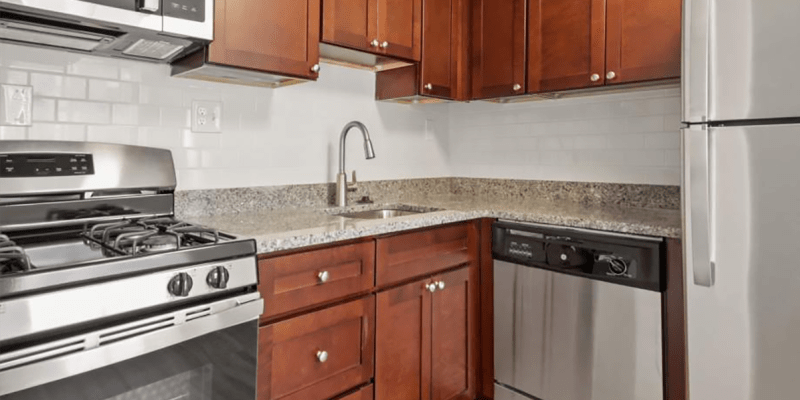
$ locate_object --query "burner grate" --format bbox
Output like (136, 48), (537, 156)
(83, 218), (220, 256)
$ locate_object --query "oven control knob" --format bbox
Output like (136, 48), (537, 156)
(168, 272), (193, 297)
(207, 266), (230, 289)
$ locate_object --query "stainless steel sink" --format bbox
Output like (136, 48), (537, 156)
(337, 208), (426, 219)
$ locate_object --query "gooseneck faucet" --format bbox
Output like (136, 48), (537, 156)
(336, 121), (376, 207)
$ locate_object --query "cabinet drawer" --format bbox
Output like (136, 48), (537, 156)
(336, 384), (373, 400)
(376, 222), (477, 287)
(258, 297), (375, 400)
(258, 241), (375, 321)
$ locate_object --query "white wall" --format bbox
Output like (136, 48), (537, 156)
(0, 43), (451, 190)
(0, 43), (682, 188)
(447, 88), (682, 185)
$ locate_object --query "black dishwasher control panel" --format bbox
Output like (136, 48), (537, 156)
(492, 220), (664, 292)
(0, 153), (95, 177)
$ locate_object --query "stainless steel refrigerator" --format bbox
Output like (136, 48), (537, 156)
(682, 1), (800, 399)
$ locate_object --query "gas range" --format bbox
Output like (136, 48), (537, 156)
(0, 141), (262, 399)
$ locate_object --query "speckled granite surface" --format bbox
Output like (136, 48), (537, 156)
(179, 179), (681, 254)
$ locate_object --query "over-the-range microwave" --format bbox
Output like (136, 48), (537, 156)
(0, 0), (212, 62)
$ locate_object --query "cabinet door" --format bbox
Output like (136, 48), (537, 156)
(258, 297), (375, 400)
(471, 0), (526, 99)
(322, 0), (372, 52)
(375, 279), (431, 400)
(605, 0), (681, 84)
(374, 0), (422, 60)
(527, 0), (606, 93)
(208, 0), (321, 79)
(420, 0), (468, 100)
(431, 267), (477, 400)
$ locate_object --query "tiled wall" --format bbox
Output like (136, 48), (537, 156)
(0, 42), (681, 189)
(0, 43), (451, 190)
(447, 88), (682, 185)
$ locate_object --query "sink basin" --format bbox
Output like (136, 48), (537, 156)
(337, 208), (426, 219)
(331, 205), (442, 220)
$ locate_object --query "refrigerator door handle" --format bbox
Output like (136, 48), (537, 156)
(683, 126), (715, 287)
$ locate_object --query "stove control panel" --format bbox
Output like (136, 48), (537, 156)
(0, 153), (95, 177)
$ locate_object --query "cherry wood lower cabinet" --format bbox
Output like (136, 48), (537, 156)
(375, 266), (478, 400)
(257, 241), (375, 322)
(257, 297), (375, 400)
(335, 384), (374, 400)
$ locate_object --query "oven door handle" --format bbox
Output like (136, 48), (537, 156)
(0, 292), (263, 397)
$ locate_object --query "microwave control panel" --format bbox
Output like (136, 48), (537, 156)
(0, 153), (95, 177)
(163, 0), (206, 22)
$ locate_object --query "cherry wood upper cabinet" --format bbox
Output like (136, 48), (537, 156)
(605, 0), (682, 84)
(322, 0), (422, 61)
(471, 0), (527, 99)
(527, 0), (606, 93)
(420, 0), (469, 99)
(208, 0), (321, 79)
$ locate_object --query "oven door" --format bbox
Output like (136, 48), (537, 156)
(0, 292), (263, 399)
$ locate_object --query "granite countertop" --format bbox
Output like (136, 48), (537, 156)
(185, 193), (681, 254)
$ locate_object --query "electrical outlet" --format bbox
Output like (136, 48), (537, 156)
(0, 85), (32, 126)
(191, 100), (222, 133)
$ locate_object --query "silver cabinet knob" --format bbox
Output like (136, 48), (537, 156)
(590, 73), (600, 82)
(425, 283), (437, 292)
(437, 281), (445, 290)
(318, 270), (330, 283)
(311, 64), (320, 73)
(370, 39), (379, 47)
(380, 41), (389, 49)
(424, 83), (433, 91)
(512, 84), (522, 91)
(606, 71), (616, 80)
(316, 350), (328, 363)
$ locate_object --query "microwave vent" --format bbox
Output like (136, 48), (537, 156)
(122, 39), (185, 60)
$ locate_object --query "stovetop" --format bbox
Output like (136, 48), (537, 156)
(0, 217), (240, 276)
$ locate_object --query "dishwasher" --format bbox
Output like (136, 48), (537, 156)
(492, 220), (664, 400)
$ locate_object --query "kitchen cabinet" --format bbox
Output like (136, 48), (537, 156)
(257, 297), (375, 400)
(471, 0), (527, 99)
(527, 0), (680, 93)
(206, 0), (321, 80)
(604, 0), (681, 84)
(322, 0), (422, 61)
(375, 266), (477, 400)
(375, 0), (469, 102)
(257, 241), (375, 322)
(335, 385), (374, 400)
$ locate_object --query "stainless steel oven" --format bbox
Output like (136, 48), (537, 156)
(0, 141), (263, 399)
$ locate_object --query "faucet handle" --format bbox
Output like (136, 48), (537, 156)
(348, 171), (358, 191)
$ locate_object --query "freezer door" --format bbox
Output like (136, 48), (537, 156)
(683, 0), (800, 122)
(684, 124), (800, 400)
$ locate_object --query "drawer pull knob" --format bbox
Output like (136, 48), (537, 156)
(425, 283), (437, 292)
(316, 350), (328, 363)
(318, 270), (330, 283)
(380, 41), (389, 49)
(437, 281), (445, 290)
(370, 39), (380, 47)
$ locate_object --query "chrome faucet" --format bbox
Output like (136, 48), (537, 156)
(336, 121), (376, 207)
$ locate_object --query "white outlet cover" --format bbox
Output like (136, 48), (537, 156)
(0, 84), (32, 127)
(191, 100), (222, 133)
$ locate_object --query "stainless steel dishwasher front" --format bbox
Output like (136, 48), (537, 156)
(493, 221), (664, 400)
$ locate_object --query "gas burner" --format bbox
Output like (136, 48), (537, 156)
(83, 218), (220, 256)
(0, 234), (32, 275)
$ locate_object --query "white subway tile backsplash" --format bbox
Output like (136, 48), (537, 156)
(87, 125), (138, 145)
(57, 100), (110, 124)
(665, 149), (682, 167)
(0, 126), (27, 140)
(160, 107), (190, 128)
(67, 57), (119, 79)
(88, 80), (136, 102)
(182, 131), (221, 149)
(0, 68), (28, 85)
(32, 98), (56, 122)
(138, 127), (183, 148)
(29, 123), (86, 141)
(139, 85), (183, 106)
(644, 132), (681, 149)
(30, 73), (86, 99)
